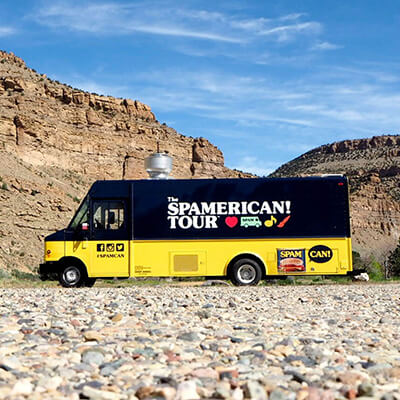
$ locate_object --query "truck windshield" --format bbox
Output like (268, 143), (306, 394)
(68, 196), (89, 230)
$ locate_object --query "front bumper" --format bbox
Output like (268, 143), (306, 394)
(39, 262), (60, 281)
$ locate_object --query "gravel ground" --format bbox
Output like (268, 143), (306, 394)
(0, 284), (400, 400)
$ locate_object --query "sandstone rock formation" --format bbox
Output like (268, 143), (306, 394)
(270, 136), (400, 261)
(0, 50), (251, 273)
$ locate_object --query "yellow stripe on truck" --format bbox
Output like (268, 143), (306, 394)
(58, 237), (352, 278)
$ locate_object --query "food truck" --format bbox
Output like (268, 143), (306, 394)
(39, 154), (356, 287)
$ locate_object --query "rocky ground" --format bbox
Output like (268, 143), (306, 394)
(0, 284), (400, 400)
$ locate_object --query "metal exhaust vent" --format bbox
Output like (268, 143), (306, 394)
(144, 153), (173, 179)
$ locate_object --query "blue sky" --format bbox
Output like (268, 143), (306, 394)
(1, 1), (400, 175)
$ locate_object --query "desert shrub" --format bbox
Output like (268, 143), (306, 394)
(0, 270), (11, 280)
(352, 251), (385, 280)
(365, 256), (385, 280)
(11, 269), (39, 281)
(352, 251), (363, 270)
(387, 240), (400, 277)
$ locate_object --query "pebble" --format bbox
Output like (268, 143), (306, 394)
(111, 313), (123, 323)
(176, 380), (200, 400)
(0, 284), (399, 399)
(177, 331), (201, 341)
(81, 348), (105, 366)
(214, 381), (231, 399)
(82, 385), (122, 400)
(358, 382), (375, 397)
(83, 330), (103, 341)
(244, 380), (268, 400)
(12, 379), (33, 396)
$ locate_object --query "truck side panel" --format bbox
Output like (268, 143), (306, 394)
(131, 237), (352, 277)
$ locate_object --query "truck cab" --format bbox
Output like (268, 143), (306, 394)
(40, 181), (131, 287)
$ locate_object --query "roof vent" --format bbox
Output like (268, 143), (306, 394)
(144, 153), (173, 179)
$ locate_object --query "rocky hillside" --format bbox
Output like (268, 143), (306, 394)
(0, 50), (251, 273)
(271, 136), (400, 260)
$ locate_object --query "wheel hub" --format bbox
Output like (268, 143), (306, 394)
(237, 264), (256, 284)
(65, 269), (79, 283)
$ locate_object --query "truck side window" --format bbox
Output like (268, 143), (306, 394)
(69, 196), (89, 230)
(93, 201), (125, 230)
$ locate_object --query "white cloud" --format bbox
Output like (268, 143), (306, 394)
(33, 2), (244, 42)
(328, 66), (400, 83)
(233, 113), (313, 127)
(128, 25), (244, 43)
(259, 22), (322, 42)
(311, 41), (342, 51)
(127, 64), (400, 139)
(231, 156), (275, 177)
(0, 26), (16, 36)
(32, 1), (323, 47)
(230, 17), (271, 31)
(176, 9), (227, 23)
(279, 13), (307, 21)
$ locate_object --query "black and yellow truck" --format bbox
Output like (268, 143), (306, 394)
(39, 175), (358, 287)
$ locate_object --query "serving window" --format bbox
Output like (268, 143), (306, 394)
(93, 201), (125, 231)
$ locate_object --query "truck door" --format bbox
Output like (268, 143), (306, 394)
(64, 196), (91, 272)
(90, 199), (129, 277)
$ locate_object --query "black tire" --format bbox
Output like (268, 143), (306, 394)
(230, 258), (262, 286)
(59, 264), (85, 288)
(84, 278), (97, 288)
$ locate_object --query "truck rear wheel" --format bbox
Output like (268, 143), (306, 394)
(230, 258), (262, 286)
(59, 264), (85, 288)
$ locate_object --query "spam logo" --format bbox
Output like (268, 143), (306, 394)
(308, 245), (333, 263)
(279, 249), (303, 258)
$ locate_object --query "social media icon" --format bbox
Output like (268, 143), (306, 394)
(106, 244), (115, 252)
(97, 244), (105, 252)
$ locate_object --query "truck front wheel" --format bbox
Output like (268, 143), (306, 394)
(84, 278), (97, 287)
(59, 264), (85, 288)
(230, 258), (262, 286)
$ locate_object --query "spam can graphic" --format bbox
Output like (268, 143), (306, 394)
(277, 248), (306, 273)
